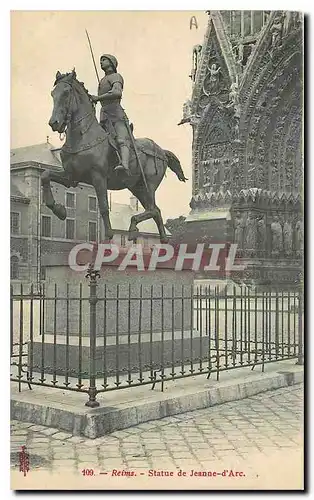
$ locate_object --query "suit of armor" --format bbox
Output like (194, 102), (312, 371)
(92, 54), (131, 173)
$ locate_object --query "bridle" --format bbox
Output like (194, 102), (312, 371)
(56, 80), (95, 141)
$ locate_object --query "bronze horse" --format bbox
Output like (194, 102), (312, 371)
(42, 69), (187, 243)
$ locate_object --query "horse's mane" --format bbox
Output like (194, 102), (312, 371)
(54, 71), (91, 99)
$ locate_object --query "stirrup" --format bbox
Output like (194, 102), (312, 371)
(114, 164), (130, 174)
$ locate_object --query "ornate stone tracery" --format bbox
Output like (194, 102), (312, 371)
(185, 10), (303, 286)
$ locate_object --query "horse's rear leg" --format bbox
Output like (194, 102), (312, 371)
(91, 170), (113, 241)
(151, 205), (169, 244)
(128, 181), (168, 244)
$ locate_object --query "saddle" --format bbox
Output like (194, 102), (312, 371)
(105, 127), (167, 172)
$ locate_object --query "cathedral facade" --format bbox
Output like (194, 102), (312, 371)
(184, 11), (303, 287)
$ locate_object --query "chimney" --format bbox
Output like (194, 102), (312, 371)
(130, 195), (139, 211)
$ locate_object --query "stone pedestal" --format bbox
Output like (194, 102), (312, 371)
(31, 256), (195, 376)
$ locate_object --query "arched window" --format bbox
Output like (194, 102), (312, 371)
(10, 255), (19, 280)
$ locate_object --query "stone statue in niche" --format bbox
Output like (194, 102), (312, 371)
(283, 12), (293, 35)
(270, 215), (283, 255)
(232, 43), (244, 72)
(233, 115), (240, 142)
(227, 81), (239, 108)
(257, 214), (267, 255)
(207, 63), (221, 94)
(270, 15), (283, 49)
(295, 218), (304, 257)
(236, 42), (244, 72)
(226, 81), (241, 142)
(213, 165), (220, 186)
(190, 44), (202, 82)
(283, 213), (293, 257)
(247, 42), (256, 62)
(291, 12), (302, 30)
(178, 99), (192, 126)
(244, 212), (258, 255)
(234, 212), (245, 250)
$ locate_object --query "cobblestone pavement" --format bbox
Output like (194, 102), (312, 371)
(11, 384), (303, 476)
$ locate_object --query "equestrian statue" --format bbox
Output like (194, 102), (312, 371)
(41, 48), (187, 244)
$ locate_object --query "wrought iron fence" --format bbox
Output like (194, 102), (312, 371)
(10, 271), (304, 407)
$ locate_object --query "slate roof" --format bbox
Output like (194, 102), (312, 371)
(10, 142), (62, 168)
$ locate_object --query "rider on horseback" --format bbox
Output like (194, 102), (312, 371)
(90, 54), (131, 174)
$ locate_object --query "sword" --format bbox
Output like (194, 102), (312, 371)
(124, 118), (149, 192)
(85, 29), (100, 84)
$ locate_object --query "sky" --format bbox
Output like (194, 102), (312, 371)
(11, 10), (208, 220)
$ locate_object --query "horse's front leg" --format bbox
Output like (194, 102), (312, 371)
(91, 170), (113, 241)
(41, 169), (74, 220)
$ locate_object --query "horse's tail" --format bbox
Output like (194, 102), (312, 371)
(164, 150), (188, 182)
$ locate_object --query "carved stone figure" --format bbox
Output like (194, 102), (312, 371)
(270, 215), (283, 255)
(291, 12), (302, 30)
(208, 63), (221, 94)
(283, 214), (293, 257)
(247, 42), (256, 61)
(213, 166), (220, 186)
(283, 11), (292, 35)
(295, 218), (304, 257)
(234, 212), (245, 249)
(227, 81), (239, 108)
(233, 115), (240, 142)
(190, 44), (202, 82)
(245, 212), (258, 254)
(257, 214), (267, 254)
(236, 42), (244, 72)
(178, 99), (192, 125)
(270, 16), (283, 49)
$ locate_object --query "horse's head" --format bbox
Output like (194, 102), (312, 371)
(49, 69), (93, 133)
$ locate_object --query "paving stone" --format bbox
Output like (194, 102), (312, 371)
(40, 428), (60, 436)
(51, 432), (74, 440)
(53, 450), (76, 459)
(76, 451), (99, 459)
(11, 429), (28, 436)
(29, 436), (50, 443)
(11, 384), (303, 474)
(143, 443), (167, 450)
(28, 425), (48, 432)
(146, 450), (170, 457)
(67, 436), (86, 443)
(53, 459), (77, 468)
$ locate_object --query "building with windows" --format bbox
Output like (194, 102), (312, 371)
(10, 141), (167, 285)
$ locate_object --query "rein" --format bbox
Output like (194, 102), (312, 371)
(56, 79), (107, 154)
(58, 82), (95, 140)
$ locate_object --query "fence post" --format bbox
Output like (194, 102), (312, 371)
(85, 266), (100, 407)
(296, 283), (304, 365)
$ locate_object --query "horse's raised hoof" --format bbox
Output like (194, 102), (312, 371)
(128, 229), (139, 242)
(160, 237), (169, 244)
(53, 203), (67, 220)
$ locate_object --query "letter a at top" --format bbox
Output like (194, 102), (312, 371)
(190, 16), (198, 30)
